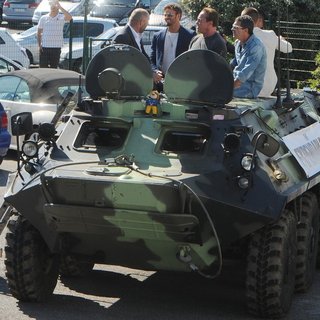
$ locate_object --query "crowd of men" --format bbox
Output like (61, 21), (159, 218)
(112, 4), (292, 99)
(37, 1), (292, 99)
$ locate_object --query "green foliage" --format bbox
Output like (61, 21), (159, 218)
(308, 52), (320, 90)
(180, 0), (320, 26)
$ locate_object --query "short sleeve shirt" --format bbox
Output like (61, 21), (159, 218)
(189, 32), (227, 58)
(38, 13), (65, 48)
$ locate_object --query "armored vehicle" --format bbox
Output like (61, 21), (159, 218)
(2, 45), (320, 318)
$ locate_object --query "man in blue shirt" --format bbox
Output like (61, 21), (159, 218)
(230, 15), (266, 98)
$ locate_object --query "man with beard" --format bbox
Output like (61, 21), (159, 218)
(150, 3), (195, 91)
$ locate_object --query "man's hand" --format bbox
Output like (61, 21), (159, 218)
(234, 79), (241, 88)
(153, 70), (163, 84)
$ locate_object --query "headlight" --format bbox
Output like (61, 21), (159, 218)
(22, 140), (38, 158)
(241, 154), (254, 171)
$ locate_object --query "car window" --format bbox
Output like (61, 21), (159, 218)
(64, 22), (104, 38)
(0, 76), (22, 100)
(0, 58), (16, 74)
(94, 0), (136, 5)
(15, 80), (30, 102)
(0, 37), (5, 45)
(141, 30), (158, 46)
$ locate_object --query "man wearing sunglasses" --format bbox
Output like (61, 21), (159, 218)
(150, 3), (196, 91)
(241, 7), (292, 97)
(231, 15), (267, 98)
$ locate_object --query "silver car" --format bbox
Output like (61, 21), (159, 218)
(3, 0), (41, 28)
(0, 68), (86, 149)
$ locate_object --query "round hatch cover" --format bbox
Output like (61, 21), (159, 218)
(86, 44), (153, 99)
(164, 50), (234, 105)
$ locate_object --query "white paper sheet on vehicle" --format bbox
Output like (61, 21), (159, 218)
(282, 121), (320, 178)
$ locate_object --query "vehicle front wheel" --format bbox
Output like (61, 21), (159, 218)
(4, 213), (60, 302)
(246, 209), (297, 318)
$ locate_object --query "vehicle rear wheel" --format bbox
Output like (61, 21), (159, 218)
(295, 192), (319, 292)
(60, 254), (94, 277)
(4, 213), (60, 302)
(246, 209), (297, 318)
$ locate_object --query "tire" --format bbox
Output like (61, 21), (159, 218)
(60, 255), (94, 277)
(72, 58), (82, 73)
(295, 192), (319, 292)
(246, 209), (297, 318)
(4, 214), (60, 302)
(26, 50), (33, 65)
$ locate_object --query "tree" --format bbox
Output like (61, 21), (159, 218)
(180, 0), (320, 29)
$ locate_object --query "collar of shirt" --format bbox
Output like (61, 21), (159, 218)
(128, 25), (142, 50)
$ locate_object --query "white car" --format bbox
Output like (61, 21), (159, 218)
(32, 0), (94, 25)
(12, 16), (118, 65)
(149, 0), (195, 29)
(60, 25), (166, 71)
(0, 28), (30, 68)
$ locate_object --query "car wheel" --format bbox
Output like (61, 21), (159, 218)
(4, 213), (60, 302)
(26, 50), (33, 65)
(72, 58), (82, 73)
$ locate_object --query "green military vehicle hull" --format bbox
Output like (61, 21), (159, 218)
(3, 45), (320, 317)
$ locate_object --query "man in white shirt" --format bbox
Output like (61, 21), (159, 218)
(37, 0), (72, 68)
(150, 3), (195, 91)
(241, 7), (293, 97)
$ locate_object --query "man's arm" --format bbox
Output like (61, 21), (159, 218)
(57, 1), (72, 21)
(37, 27), (43, 50)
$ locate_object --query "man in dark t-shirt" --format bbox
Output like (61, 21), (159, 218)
(189, 7), (227, 59)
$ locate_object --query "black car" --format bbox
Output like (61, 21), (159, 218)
(90, 0), (160, 25)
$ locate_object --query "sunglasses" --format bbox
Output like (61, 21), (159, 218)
(231, 24), (244, 30)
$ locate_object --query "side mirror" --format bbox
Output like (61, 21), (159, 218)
(11, 112), (33, 136)
(252, 131), (280, 157)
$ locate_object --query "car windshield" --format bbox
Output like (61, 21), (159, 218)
(5, 0), (38, 3)
(18, 26), (37, 37)
(94, 0), (136, 6)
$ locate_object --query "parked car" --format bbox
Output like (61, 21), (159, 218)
(0, 68), (85, 149)
(32, 0), (94, 25)
(0, 0), (4, 23)
(0, 28), (30, 68)
(59, 25), (165, 71)
(0, 101), (10, 164)
(0, 54), (25, 73)
(13, 16), (117, 65)
(149, 0), (194, 29)
(89, 0), (160, 25)
(3, 0), (41, 27)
